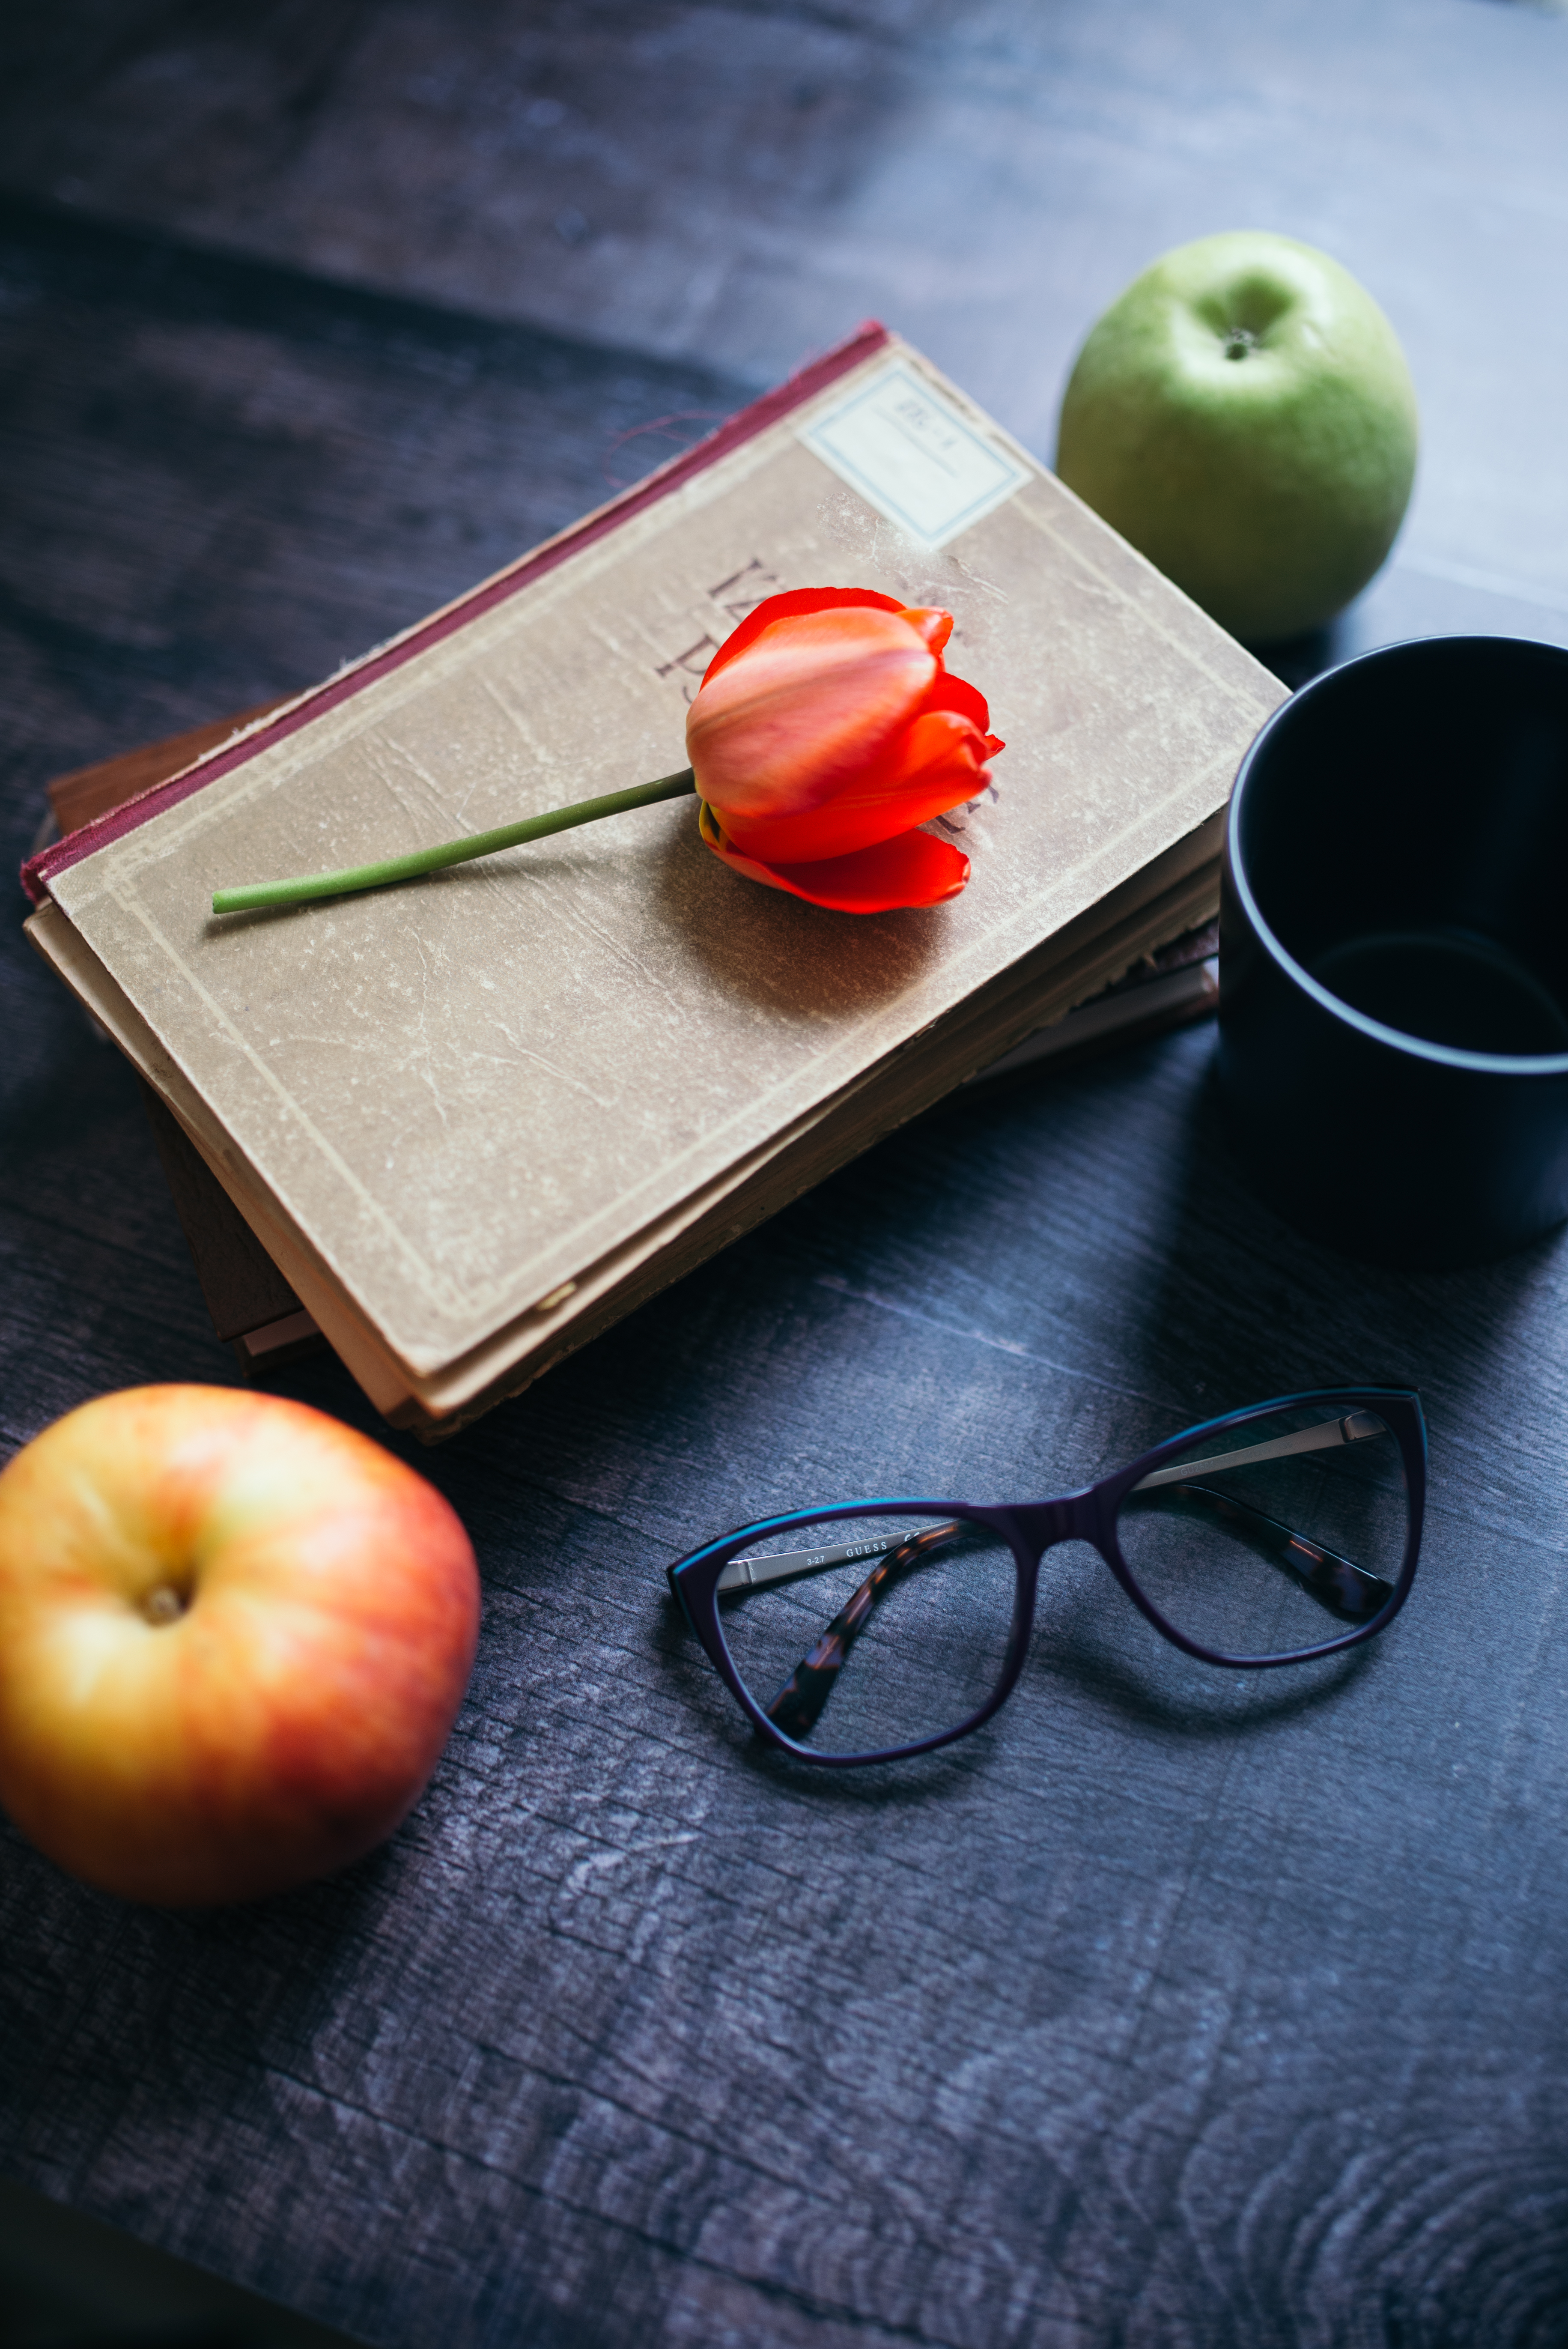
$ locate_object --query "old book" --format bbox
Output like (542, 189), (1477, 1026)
(24, 324), (1283, 1433)
(136, 1081), (304, 1340)
(47, 700), (293, 838)
(44, 728), (1217, 1372)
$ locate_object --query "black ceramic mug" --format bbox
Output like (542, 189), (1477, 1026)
(1219, 634), (1568, 1268)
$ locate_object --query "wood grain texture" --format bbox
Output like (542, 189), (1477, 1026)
(0, 191), (756, 806)
(5, 3), (1568, 2343)
(3, 0), (1568, 659)
(8, 1020), (1568, 2348)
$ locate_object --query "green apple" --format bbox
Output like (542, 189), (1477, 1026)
(1054, 231), (1419, 643)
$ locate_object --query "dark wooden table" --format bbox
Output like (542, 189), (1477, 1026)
(5, 6), (1568, 2344)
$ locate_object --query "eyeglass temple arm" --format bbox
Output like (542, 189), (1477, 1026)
(1147, 1481), (1395, 1619)
(763, 1522), (963, 1740)
(718, 1528), (917, 1594)
(1127, 1411), (1396, 1624)
(727, 1415), (1394, 1742)
(1130, 1409), (1387, 1493)
(716, 1412), (1390, 1594)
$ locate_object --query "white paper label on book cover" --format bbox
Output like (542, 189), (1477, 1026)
(45, 337), (1284, 1385)
(800, 363), (1029, 549)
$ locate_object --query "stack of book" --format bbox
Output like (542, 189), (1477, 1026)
(25, 325), (1282, 1435)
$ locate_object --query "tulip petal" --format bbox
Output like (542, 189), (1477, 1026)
(686, 586), (1001, 895)
(699, 588), (906, 688)
(699, 802), (969, 912)
(688, 605), (939, 819)
(919, 667), (993, 733)
(716, 708), (996, 862)
(900, 606), (954, 656)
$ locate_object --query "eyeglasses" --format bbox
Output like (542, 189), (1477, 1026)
(666, 1388), (1427, 1765)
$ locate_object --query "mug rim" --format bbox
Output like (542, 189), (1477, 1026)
(1228, 633), (1568, 1078)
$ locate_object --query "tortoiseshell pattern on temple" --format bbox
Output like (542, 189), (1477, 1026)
(665, 1388), (1427, 1766)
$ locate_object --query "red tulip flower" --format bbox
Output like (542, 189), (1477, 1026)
(686, 588), (1004, 912)
(212, 586), (1004, 919)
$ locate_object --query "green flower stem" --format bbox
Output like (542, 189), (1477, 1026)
(211, 767), (698, 916)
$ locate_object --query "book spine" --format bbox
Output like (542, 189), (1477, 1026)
(22, 320), (892, 905)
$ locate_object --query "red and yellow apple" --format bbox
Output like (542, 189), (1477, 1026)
(0, 1386), (479, 1906)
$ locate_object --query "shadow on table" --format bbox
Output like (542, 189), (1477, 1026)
(1122, 1034), (1558, 1409)
(657, 1550), (1375, 1813)
(648, 1012), (1564, 1809)
(0, 2174), (356, 2349)
(1244, 621), (1341, 692)
(1025, 1571), (1378, 1739)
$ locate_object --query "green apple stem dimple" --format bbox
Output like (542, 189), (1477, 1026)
(1053, 230), (1420, 642)
(141, 1584), (188, 1626)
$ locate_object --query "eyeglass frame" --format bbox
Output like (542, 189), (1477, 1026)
(665, 1386), (1428, 1767)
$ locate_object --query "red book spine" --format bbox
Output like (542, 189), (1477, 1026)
(24, 320), (892, 906)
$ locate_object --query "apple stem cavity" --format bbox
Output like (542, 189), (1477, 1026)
(1223, 328), (1258, 361)
(141, 1584), (189, 1627)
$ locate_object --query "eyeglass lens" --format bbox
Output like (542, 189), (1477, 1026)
(1115, 1404), (1408, 1660)
(715, 1513), (1016, 1758)
(712, 1407), (1409, 1757)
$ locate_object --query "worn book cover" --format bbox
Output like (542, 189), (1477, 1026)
(26, 325), (1284, 1428)
(39, 717), (1219, 1376)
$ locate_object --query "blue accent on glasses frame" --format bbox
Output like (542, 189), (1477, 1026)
(665, 1388), (1428, 1767)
